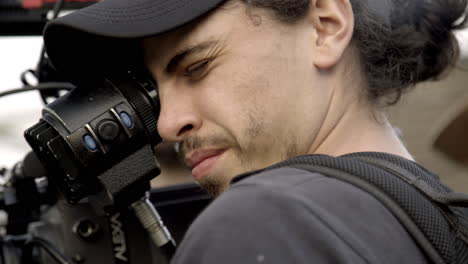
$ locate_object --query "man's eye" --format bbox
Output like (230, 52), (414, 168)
(184, 59), (211, 77)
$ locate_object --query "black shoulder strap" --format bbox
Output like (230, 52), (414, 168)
(263, 154), (458, 264)
(351, 155), (468, 246)
(351, 155), (468, 208)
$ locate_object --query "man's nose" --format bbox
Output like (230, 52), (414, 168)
(157, 94), (202, 142)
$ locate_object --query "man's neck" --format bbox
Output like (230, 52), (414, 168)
(309, 100), (414, 161)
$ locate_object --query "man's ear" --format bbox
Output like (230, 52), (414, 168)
(310, 0), (354, 69)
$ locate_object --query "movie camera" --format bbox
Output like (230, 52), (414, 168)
(0, 1), (211, 263)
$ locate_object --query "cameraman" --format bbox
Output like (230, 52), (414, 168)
(43, 0), (467, 263)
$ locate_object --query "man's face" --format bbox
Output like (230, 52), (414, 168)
(143, 2), (332, 195)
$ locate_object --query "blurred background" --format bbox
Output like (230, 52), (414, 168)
(0, 0), (467, 191)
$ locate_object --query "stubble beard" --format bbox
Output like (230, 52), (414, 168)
(198, 172), (230, 197)
(176, 111), (301, 196)
(177, 134), (238, 196)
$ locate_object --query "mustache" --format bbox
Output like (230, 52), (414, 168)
(177, 135), (235, 162)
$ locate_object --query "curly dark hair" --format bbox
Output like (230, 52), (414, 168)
(241, 0), (468, 106)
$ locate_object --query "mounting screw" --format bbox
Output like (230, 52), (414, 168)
(73, 219), (101, 241)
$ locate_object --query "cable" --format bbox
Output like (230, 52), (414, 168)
(0, 83), (75, 99)
(37, 0), (66, 104)
(51, 0), (66, 19)
(0, 242), (5, 264)
(26, 237), (75, 264)
(20, 69), (37, 87)
(0, 235), (74, 264)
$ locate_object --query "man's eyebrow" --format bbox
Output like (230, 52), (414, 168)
(166, 40), (219, 73)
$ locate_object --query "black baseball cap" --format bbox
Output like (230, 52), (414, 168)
(44, 0), (227, 83)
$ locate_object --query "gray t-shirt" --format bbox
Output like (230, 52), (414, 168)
(171, 167), (428, 263)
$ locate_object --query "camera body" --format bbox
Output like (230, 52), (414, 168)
(0, 69), (196, 264)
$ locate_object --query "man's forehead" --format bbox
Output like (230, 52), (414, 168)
(143, 3), (240, 60)
(143, 27), (221, 67)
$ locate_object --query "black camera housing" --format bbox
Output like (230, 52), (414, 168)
(24, 71), (161, 210)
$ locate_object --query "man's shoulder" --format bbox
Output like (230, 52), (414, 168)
(232, 166), (328, 190)
(206, 167), (351, 222)
(225, 166), (367, 208)
(173, 166), (427, 263)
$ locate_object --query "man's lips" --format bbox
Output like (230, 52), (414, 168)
(185, 149), (226, 180)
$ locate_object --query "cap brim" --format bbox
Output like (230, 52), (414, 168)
(44, 0), (226, 83)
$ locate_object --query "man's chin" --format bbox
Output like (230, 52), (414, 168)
(198, 176), (230, 197)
